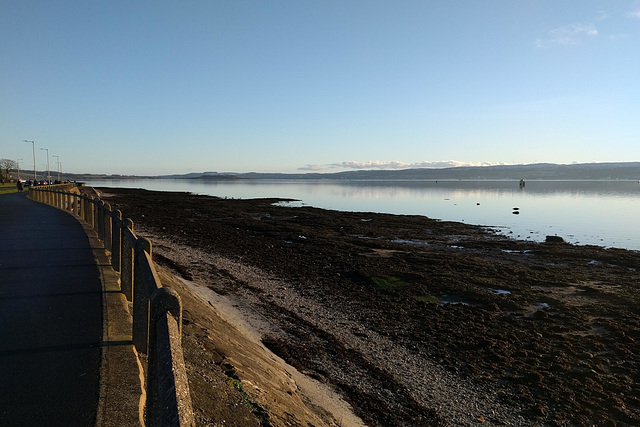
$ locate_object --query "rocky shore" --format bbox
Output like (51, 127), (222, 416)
(100, 187), (640, 426)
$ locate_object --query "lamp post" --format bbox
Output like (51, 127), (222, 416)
(16, 158), (23, 181)
(40, 147), (50, 184)
(53, 155), (61, 182)
(23, 140), (36, 182)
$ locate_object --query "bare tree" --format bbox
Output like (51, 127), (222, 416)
(0, 158), (17, 183)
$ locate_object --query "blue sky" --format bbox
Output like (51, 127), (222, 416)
(2, 1), (639, 175)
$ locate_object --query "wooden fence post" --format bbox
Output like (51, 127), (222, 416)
(103, 203), (112, 253)
(111, 210), (122, 272)
(92, 197), (99, 233)
(147, 287), (194, 427)
(85, 197), (94, 229)
(97, 200), (105, 240)
(133, 237), (153, 353)
(120, 218), (135, 301)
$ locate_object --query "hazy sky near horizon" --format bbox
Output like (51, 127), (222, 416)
(2, 1), (639, 175)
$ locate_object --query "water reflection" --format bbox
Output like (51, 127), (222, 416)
(333, 179), (640, 197)
(87, 178), (640, 251)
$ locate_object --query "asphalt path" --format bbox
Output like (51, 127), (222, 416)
(0, 192), (102, 426)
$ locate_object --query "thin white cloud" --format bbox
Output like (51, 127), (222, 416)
(629, 9), (640, 19)
(297, 164), (320, 171)
(332, 160), (416, 170)
(608, 33), (629, 40)
(299, 160), (504, 172)
(535, 23), (598, 48)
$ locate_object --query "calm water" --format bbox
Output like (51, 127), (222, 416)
(86, 179), (640, 251)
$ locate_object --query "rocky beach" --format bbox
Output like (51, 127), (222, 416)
(100, 187), (640, 426)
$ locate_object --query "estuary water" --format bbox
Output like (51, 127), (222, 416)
(86, 178), (640, 252)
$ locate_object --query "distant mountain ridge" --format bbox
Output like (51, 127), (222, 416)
(61, 162), (640, 181)
(159, 162), (640, 181)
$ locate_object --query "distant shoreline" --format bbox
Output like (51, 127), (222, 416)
(64, 161), (640, 182)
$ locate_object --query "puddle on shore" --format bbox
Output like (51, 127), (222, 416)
(525, 302), (551, 317)
(273, 200), (306, 208)
(501, 249), (533, 254)
(439, 295), (470, 306)
(392, 238), (431, 247)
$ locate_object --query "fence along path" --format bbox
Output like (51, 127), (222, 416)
(29, 184), (195, 427)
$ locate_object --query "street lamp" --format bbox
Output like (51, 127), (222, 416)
(23, 140), (36, 182)
(53, 155), (61, 182)
(40, 147), (50, 184)
(16, 158), (23, 181)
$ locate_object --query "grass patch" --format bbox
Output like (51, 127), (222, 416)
(226, 377), (245, 393)
(415, 294), (441, 304)
(0, 183), (19, 195)
(475, 276), (496, 285)
(225, 377), (261, 411)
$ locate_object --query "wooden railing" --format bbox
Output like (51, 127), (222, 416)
(28, 184), (195, 427)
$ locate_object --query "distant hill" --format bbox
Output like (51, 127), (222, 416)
(58, 173), (152, 181)
(59, 162), (640, 182)
(158, 162), (640, 181)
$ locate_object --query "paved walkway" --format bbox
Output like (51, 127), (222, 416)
(0, 192), (103, 426)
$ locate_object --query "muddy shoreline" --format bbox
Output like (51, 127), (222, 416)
(100, 187), (640, 426)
